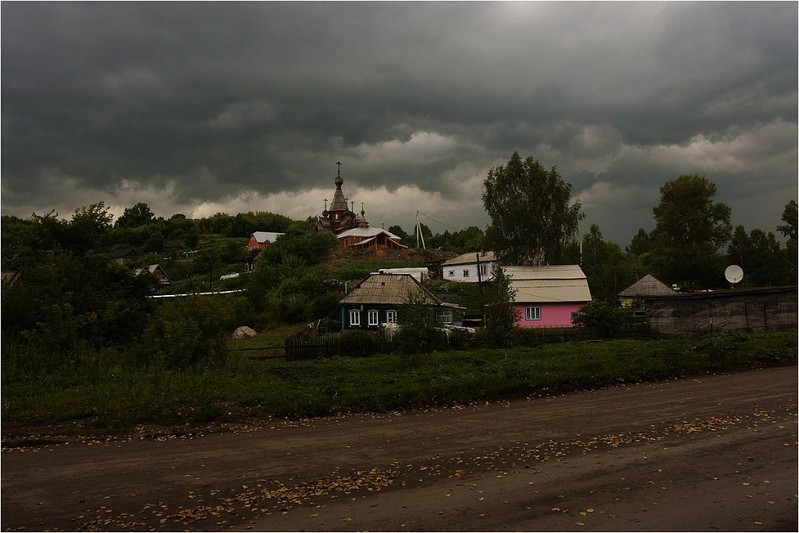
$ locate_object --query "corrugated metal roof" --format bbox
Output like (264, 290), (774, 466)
(511, 279), (592, 303)
(504, 264), (586, 280)
(442, 251), (497, 266)
(503, 265), (591, 303)
(340, 274), (441, 306)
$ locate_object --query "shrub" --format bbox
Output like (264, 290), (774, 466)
(572, 300), (628, 337)
(137, 296), (246, 369)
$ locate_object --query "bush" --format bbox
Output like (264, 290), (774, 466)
(572, 300), (628, 337)
(137, 296), (247, 369)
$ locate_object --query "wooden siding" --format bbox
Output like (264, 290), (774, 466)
(645, 286), (797, 338)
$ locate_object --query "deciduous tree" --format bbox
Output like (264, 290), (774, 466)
(650, 174), (732, 288)
(482, 152), (583, 265)
(115, 202), (155, 229)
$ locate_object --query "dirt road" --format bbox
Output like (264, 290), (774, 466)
(2, 366), (797, 531)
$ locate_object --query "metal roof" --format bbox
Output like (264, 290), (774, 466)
(340, 274), (441, 306)
(442, 251), (498, 266)
(337, 227), (402, 240)
(504, 264), (587, 280)
(251, 231), (284, 243)
(503, 265), (591, 303)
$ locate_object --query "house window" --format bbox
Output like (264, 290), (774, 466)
(436, 310), (453, 324)
(525, 306), (541, 321)
(349, 309), (361, 326)
(463, 269), (470, 277)
(480, 263), (488, 276)
(448, 270), (455, 278)
(367, 309), (379, 327)
(386, 309), (398, 323)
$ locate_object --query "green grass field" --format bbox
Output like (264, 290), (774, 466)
(2, 331), (795, 438)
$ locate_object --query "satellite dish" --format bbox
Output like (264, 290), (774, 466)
(724, 264), (744, 285)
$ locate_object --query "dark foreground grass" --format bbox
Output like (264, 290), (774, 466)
(2, 331), (796, 438)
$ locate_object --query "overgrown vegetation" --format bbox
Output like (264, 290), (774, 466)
(2, 332), (794, 438)
(1, 188), (796, 439)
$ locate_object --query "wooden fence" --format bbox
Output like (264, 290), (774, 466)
(282, 323), (652, 360)
(284, 332), (392, 360)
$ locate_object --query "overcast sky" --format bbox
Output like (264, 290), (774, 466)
(2, 1), (796, 246)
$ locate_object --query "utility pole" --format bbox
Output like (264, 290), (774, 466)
(415, 210), (426, 250)
(476, 253), (485, 325)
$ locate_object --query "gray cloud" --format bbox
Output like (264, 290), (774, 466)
(2, 1), (796, 245)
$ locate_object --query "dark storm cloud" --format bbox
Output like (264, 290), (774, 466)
(2, 2), (796, 244)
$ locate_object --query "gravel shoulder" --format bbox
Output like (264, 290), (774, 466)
(2, 366), (797, 531)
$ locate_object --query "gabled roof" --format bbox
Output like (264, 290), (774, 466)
(1, 270), (20, 288)
(251, 231), (284, 243)
(504, 265), (592, 303)
(442, 251), (497, 266)
(337, 227), (402, 241)
(340, 274), (441, 306)
(504, 264), (586, 280)
(618, 274), (675, 298)
(134, 264), (172, 284)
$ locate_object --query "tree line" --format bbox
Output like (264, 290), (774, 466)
(1, 152), (796, 375)
(480, 152), (796, 301)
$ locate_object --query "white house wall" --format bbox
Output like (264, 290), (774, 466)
(443, 261), (497, 283)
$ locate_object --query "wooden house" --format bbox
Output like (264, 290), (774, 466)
(337, 227), (407, 250)
(339, 273), (465, 330)
(134, 264), (172, 285)
(504, 265), (592, 328)
(442, 251), (498, 283)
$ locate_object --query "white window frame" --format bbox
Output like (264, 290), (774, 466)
(448, 269), (455, 278)
(525, 306), (541, 321)
(367, 309), (379, 327)
(436, 309), (453, 324)
(480, 263), (488, 276)
(386, 309), (398, 323)
(463, 268), (470, 278)
(349, 309), (361, 326)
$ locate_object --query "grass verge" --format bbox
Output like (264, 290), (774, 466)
(2, 331), (795, 439)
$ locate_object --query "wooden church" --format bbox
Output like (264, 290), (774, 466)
(316, 163), (406, 250)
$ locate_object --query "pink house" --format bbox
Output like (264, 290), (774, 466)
(504, 265), (592, 328)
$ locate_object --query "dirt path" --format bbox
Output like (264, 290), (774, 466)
(2, 366), (797, 531)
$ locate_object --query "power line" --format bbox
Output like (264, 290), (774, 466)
(416, 210), (458, 231)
